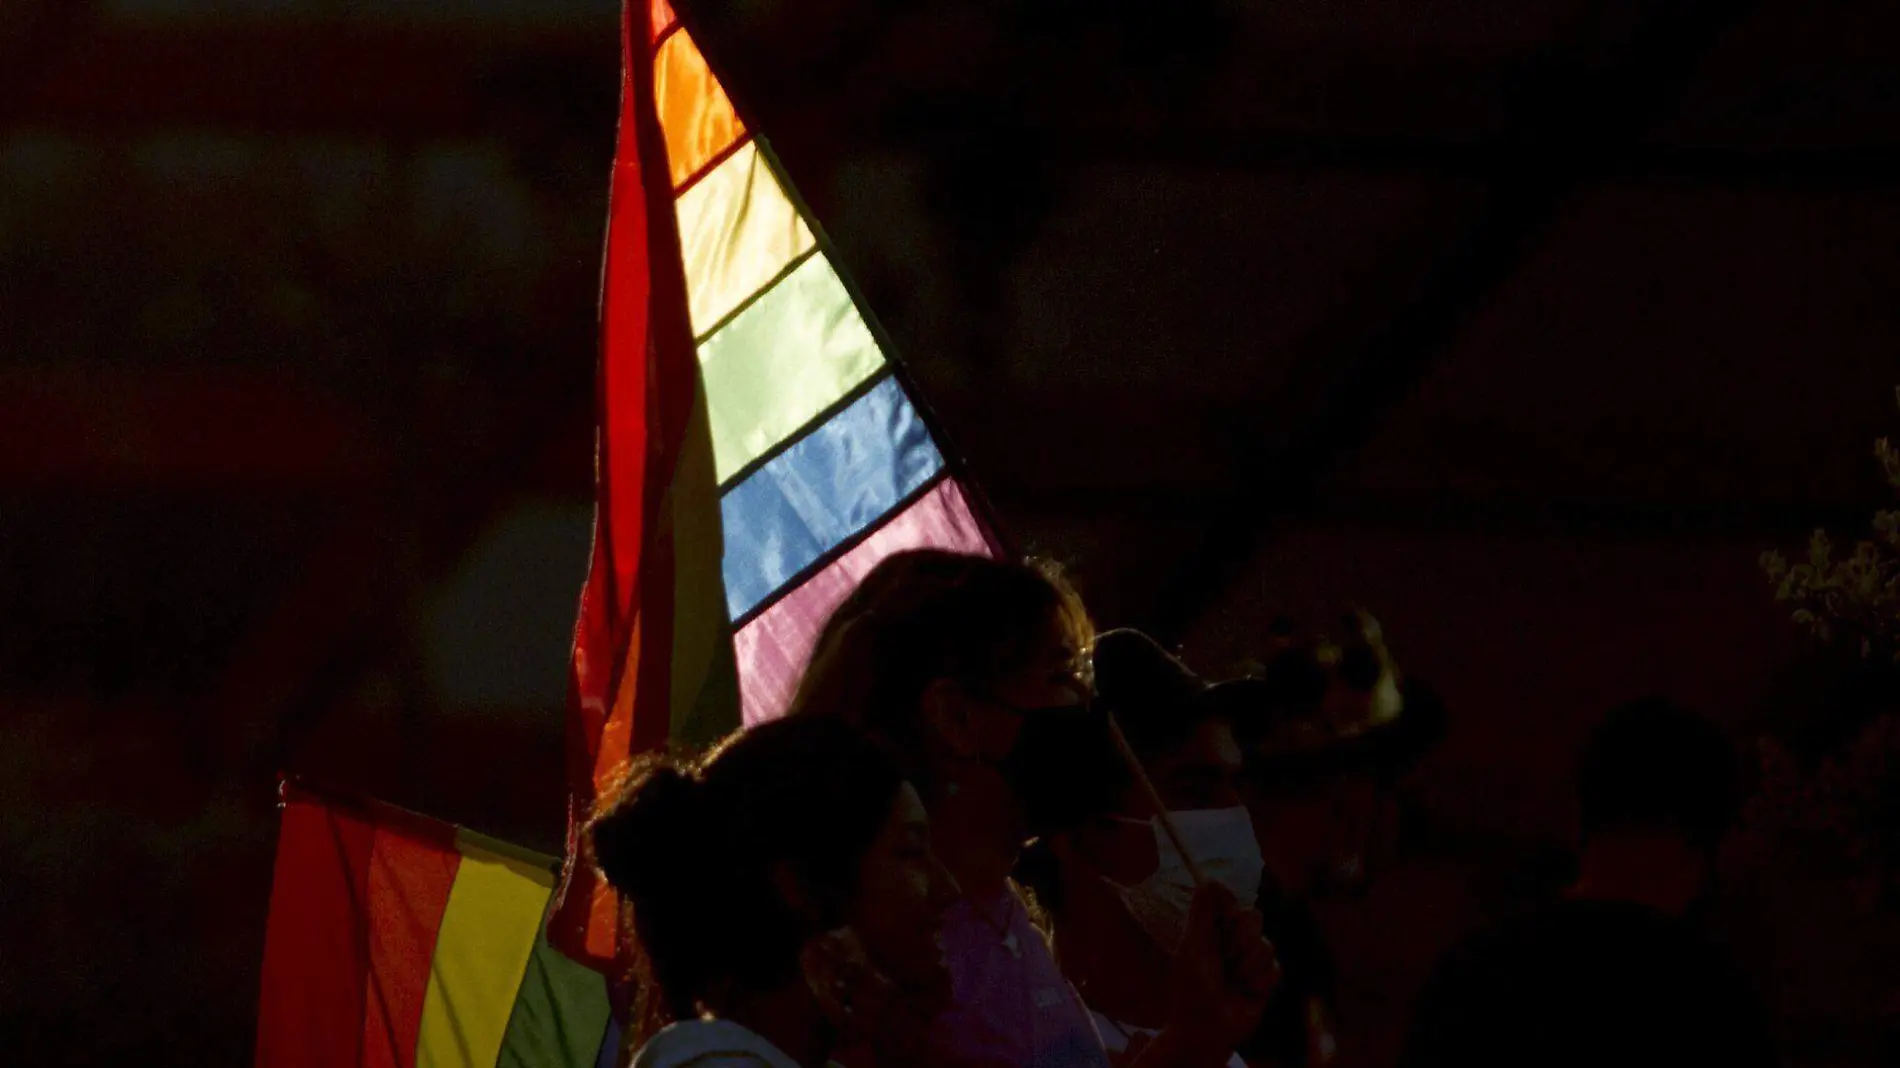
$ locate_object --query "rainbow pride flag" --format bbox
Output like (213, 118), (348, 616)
(554, 0), (1002, 968)
(256, 781), (617, 1068)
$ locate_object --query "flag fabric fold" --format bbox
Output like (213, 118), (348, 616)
(552, 0), (1005, 972)
(255, 780), (615, 1068)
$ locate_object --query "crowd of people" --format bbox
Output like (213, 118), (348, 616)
(584, 550), (1773, 1068)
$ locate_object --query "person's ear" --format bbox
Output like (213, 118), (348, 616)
(770, 861), (827, 929)
(922, 678), (981, 759)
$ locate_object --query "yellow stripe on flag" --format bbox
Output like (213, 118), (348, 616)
(676, 140), (814, 338)
(416, 832), (557, 1068)
(667, 373), (740, 749)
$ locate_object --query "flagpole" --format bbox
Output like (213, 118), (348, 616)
(1102, 716), (1208, 888)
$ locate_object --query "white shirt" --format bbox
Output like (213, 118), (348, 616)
(631, 1018), (841, 1068)
(1088, 1011), (1248, 1068)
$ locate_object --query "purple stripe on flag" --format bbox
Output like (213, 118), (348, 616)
(734, 478), (994, 726)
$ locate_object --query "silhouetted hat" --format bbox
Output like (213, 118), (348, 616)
(1091, 628), (1211, 758)
(1204, 612), (1446, 783)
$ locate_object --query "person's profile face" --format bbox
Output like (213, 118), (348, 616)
(964, 614), (1090, 762)
(997, 615), (1091, 706)
(849, 783), (957, 992)
(1245, 765), (1378, 896)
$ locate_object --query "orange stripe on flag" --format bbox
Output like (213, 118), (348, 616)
(650, 0), (677, 41)
(655, 30), (745, 188)
(594, 611), (640, 792)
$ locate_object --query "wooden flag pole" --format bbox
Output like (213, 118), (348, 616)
(1105, 711), (1207, 888)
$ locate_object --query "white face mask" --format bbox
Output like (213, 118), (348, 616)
(1112, 806), (1265, 951)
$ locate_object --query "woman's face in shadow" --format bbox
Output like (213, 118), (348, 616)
(1246, 767), (1381, 898)
(848, 783), (959, 992)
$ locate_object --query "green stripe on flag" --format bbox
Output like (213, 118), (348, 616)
(698, 254), (886, 482)
(495, 924), (614, 1068)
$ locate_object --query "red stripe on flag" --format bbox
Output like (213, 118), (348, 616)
(552, 0), (707, 970)
(552, 0), (659, 971)
(627, 0), (708, 757)
(257, 788), (378, 1068)
(360, 824), (462, 1068)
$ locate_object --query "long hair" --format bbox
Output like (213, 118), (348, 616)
(585, 716), (906, 1039)
(788, 549), (1093, 794)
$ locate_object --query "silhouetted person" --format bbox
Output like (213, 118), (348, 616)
(1015, 629), (1269, 1068)
(1399, 698), (1775, 1068)
(588, 716), (959, 1068)
(1211, 613), (1447, 1066)
(791, 551), (1278, 1068)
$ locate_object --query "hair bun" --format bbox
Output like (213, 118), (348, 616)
(586, 755), (707, 904)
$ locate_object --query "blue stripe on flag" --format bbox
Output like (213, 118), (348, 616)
(719, 375), (944, 621)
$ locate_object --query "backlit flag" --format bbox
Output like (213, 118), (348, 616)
(553, 0), (1005, 970)
(255, 781), (617, 1068)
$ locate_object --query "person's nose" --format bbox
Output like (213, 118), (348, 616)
(1214, 765), (1244, 809)
(927, 851), (962, 912)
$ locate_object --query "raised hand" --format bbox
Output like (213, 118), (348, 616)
(1165, 884), (1280, 1056)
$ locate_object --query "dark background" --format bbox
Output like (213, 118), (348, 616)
(5, 0), (1900, 1065)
